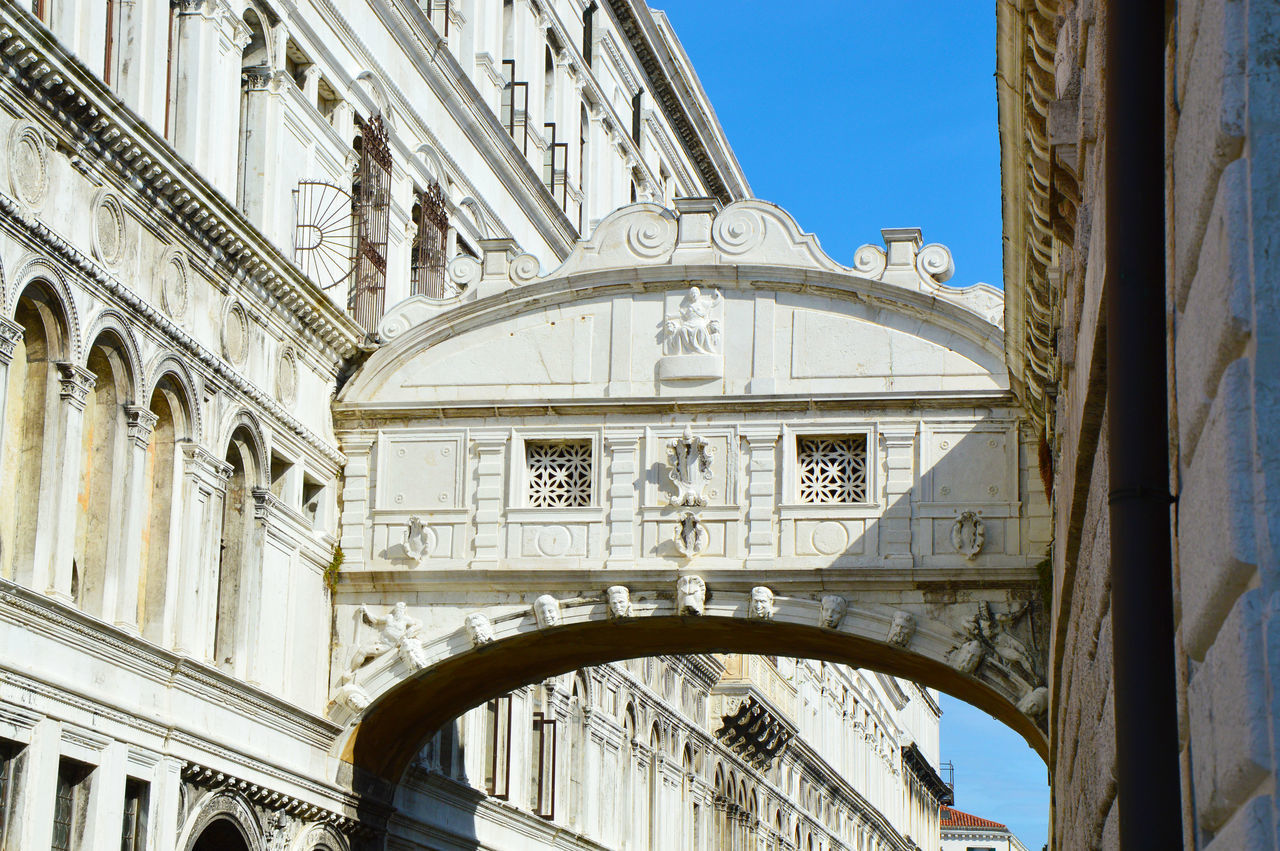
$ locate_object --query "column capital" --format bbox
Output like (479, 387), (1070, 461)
(125, 406), (159, 449)
(739, 424), (782, 444)
(182, 443), (232, 489)
(251, 486), (277, 523)
(56, 362), (95, 410)
(0, 316), (23, 366)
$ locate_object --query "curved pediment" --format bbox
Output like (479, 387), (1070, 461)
(341, 201), (1006, 407)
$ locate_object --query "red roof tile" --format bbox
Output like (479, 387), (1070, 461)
(940, 805), (1009, 831)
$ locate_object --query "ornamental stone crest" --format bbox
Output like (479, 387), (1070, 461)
(673, 511), (709, 559)
(667, 425), (714, 506)
(951, 510), (986, 560)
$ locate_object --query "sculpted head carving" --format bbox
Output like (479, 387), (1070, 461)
(676, 575), (706, 616)
(533, 595), (561, 628)
(465, 613), (495, 646)
(748, 586), (775, 620)
(819, 595), (848, 630)
(606, 585), (633, 618)
(1017, 686), (1049, 719)
(886, 610), (916, 647)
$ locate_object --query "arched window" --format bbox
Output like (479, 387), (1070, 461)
(647, 722), (661, 849)
(236, 8), (271, 214)
(216, 426), (260, 672)
(138, 375), (190, 644)
(73, 332), (133, 618)
(0, 284), (67, 587)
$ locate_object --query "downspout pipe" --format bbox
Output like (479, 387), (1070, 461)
(1104, 4), (1183, 849)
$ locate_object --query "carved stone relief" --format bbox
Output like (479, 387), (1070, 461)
(346, 602), (424, 676)
(91, 191), (125, 266)
(464, 613), (495, 646)
(951, 510), (986, 559)
(8, 121), (49, 209)
(533, 594), (561, 628)
(1017, 686), (1048, 719)
(748, 586), (775, 620)
(275, 346), (298, 405)
(677, 575), (705, 616)
(606, 585), (633, 618)
(160, 250), (190, 319)
(886, 611), (916, 647)
(946, 602), (1041, 685)
(659, 286), (723, 380)
(222, 300), (249, 366)
(819, 595), (847, 629)
(667, 425), (714, 507)
(673, 511), (709, 559)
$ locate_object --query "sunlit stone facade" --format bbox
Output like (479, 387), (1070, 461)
(0, 1), (996, 849)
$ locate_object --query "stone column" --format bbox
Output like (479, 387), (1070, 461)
(82, 742), (128, 851)
(175, 445), (231, 658)
(113, 406), (158, 632)
(471, 431), (508, 568)
(604, 429), (641, 568)
(46, 363), (95, 601)
(13, 718), (61, 851)
(150, 757), (184, 851)
(740, 425), (781, 567)
(879, 426), (919, 566)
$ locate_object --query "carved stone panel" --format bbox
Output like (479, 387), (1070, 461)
(519, 524), (588, 558)
(376, 434), (464, 510)
(91, 191), (126, 266)
(159, 250), (190, 319)
(924, 426), (1015, 503)
(8, 121), (49, 209)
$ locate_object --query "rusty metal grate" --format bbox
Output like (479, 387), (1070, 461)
(349, 114), (392, 331)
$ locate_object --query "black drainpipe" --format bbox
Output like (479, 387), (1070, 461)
(1104, 3), (1183, 849)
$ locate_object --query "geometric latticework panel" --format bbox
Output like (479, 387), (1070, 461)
(797, 435), (868, 503)
(526, 441), (593, 508)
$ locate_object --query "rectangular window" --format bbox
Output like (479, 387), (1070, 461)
(164, 2), (180, 140)
(0, 740), (22, 847)
(104, 0), (117, 85)
(525, 440), (593, 508)
(484, 696), (512, 799)
(581, 2), (595, 66)
(51, 758), (93, 851)
(631, 90), (643, 145)
(121, 778), (149, 851)
(501, 60), (530, 155)
(796, 435), (868, 504)
(530, 712), (556, 819)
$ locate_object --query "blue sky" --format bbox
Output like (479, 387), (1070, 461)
(656, 1), (1045, 847)
(659, 0), (1005, 289)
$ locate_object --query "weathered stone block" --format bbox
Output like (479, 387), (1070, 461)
(1179, 357), (1258, 659)
(1202, 792), (1275, 851)
(1188, 590), (1270, 832)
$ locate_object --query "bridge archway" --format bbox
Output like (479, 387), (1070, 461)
(330, 199), (1050, 811)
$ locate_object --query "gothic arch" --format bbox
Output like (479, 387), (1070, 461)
(7, 255), (80, 360)
(179, 790), (263, 851)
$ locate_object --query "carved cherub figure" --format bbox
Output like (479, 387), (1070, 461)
(819, 595), (848, 629)
(606, 585), (633, 618)
(348, 602), (423, 673)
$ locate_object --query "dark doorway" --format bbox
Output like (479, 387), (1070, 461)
(191, 819), (250, 851)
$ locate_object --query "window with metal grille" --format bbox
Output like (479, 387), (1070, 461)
(530, 711), (557, 819)
(121, 778), (149, 851)
(797, 436), (868, 503)
(525, 441), (593, 508)
(52, 758), (92, 851)
(410, 183), (451, 298)
(484, 696), (512, 799)
(0, 740), (21, 847)
(349, 114), (392, 332)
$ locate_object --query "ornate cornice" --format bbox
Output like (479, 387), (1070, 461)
(182, 762), (383, 837)
(0, 6), (363, 361)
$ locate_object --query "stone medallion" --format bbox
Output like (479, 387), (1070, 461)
(276, 346), (298, 405)
(8, 122), (49, 209)
(222, 301), (249, 366)
(160, 251), (190, 319)
(92, 192), (125, 266)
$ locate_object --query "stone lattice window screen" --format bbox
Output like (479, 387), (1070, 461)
(525, 441), (594, 507)
(797, 436), (868, 504)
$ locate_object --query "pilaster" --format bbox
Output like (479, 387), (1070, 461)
(471, 430), (508, 567)
(740, 425), (781, 566)
(46, 363), (95, 601)
(14, 718), (61, 850)
(604, 428), (642, 567)
(114, 406), (158, 632)
(337, 437), (374, 570)
(879, 425), (919, 565)
(175, 444), (231, 658)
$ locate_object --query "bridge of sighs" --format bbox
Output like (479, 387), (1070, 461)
(325, 199), (1050, 793)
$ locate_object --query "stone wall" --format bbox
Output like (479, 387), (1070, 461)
(1003, 0), (1280, 847)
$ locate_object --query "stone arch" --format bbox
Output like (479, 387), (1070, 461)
(7, 255), (81, 361)
(334, 596), (1046, 798)
(215, 418), (265, 675)
(179, 790), (263, 851)
(217, 407), (270, 489)
(240, 4), (276, 70)
(142, 355), (201, 442)
(414, 143), (446, 187)
(292, 823), (350, 851)
(353, 72), (393, 127)
(456, 196), (491, 239)
(80, 311), (143, 402)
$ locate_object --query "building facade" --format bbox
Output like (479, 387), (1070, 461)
(938, 806), (1030, 851)
(0, 1), (965, 850)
